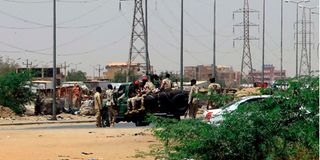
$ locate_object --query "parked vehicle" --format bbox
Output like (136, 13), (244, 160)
(203, 95), (271, 124)
(102, 83), (189, 127)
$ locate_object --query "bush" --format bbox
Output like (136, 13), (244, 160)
(149, 76), (319, 160)
(0, 71), (34, 114)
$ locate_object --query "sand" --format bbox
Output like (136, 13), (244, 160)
(0, 124), (158, 160)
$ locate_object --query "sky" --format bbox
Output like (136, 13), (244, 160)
(0, 0), (318, 78)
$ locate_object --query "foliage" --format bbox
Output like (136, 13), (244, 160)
(0, 71), (34, 114)
(149, 76), (319, 160)
(112, 71), (139, 83)
(194, 91), (234, 108)
(0, 57), (18, 76)
(66, 70), (87, 81)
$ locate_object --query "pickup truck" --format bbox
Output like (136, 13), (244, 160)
(102, 83), (189, 126)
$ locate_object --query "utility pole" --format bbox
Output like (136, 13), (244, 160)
(180, 0), (184, 90)
(51, 0), (57, 120)
(96, 64), (104, 79)
(262, 0), (266, 85)
(145, 0), (150, 75)
(212, 0), (216, 79)
(120, 0), (150, 82)
(285, 0), (309, 77)
(22, 59), (32, 69)
(233, 0), (259, 84)
(280, 0), (284, 80)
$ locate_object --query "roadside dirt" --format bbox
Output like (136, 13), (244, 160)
(0, 125), (158, 160)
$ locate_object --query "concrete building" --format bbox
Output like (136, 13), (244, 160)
(249, 64), (286, 83)
(184, 65), (240, 87)
(17, 67), (62, 86)
(102, 62), (144, 80)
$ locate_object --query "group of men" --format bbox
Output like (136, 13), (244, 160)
(93, 84), (116, 127)
(187, 77), (221, 119)
(125, 73), (176, 114)
(93, 74), (221, 127)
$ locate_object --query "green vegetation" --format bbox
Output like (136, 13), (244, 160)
(0, 57), (18, 76)
(66, 70), (87, 81)
(112, 71), (139, 83)
(0, 71), (34, 114)
(149, 76), (319, 160)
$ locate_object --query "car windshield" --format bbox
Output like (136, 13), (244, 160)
(221, 100), (239, 109)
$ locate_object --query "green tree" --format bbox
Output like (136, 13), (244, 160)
(0, 71), (34, 114)
(149, 76), (319, 160)
(66, 70), (87, 81)
(112, 71), (139, 83)
(0, 57), (18, 76)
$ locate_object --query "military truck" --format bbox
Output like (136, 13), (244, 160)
(102, 83), (189, 126)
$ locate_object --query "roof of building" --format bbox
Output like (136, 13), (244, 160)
(106, 62), (140, 67)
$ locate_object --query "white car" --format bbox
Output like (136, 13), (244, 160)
(203, 95), (271, 124)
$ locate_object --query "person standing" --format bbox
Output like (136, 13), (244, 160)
(207, 78), (221, 109)
(188, 79), (199, 119)
(72, 84), (81, 109)
(172, 79), (179, 90)
(160, 73), (172, 92)
(94, 86), (103, 127)
(105, 84), (116, 127)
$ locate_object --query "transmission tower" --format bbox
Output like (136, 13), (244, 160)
(233, 0), (259, 84)
(295, 6), (312, 76)
(120, 0), (150, 82)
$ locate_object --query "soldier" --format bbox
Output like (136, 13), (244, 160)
(172, 79), (179, 90)
(207, 78), (221, 109)
(72, 84), (81, 109)
(105, 84), (116, 127)
(94, 86), (103, 127)
(160, 73), (172, 92)
(188, 79), (199, 119)
(143, 76), (155, 94)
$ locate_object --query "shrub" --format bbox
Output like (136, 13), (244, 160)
(149, 76), (319, 160)
(0, 71), (34, 114)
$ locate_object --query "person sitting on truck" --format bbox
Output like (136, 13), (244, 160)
(153, 74), (161, 89)
(126, 88), (143, 114)
(160, 73), (172, 92)
(143, 76), (155, 94)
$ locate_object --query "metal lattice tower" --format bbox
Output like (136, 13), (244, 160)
(299, 7), (310, 76)
(122, 0), (150, 82)
(233, 0), (259, 83)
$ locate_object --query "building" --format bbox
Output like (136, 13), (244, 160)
(249, 64), (286, 83)
(17, 67), (62, 87)
(184, 65), (240, 87)
(102, 62), (145, 80)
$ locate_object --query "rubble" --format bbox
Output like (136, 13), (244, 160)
(0, 106), (16, 118)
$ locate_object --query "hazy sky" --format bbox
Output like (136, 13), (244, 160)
(0, 0), (318, 77)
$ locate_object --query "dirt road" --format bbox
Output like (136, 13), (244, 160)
(0, 124), (158, 160)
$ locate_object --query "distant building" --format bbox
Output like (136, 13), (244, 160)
(249, 64), (286, 83)
(184, 65), (240, 87)
(102, 62), (153, 80)
(17, 67), (62, 86)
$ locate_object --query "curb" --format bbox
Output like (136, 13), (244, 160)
(0, 120), (95, 126)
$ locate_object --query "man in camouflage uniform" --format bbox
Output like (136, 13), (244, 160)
(160, 73), (172, 92)
(188, 79), (199, 119)
(207, 78), (221, 109)
(105, 84), (116, 127)
(94, 86), (103, 127)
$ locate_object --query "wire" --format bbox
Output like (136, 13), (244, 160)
(57, 0), (111, 25)
(2, 0), (101, 4)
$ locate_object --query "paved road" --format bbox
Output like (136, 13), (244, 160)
(0, 122), (151, 130)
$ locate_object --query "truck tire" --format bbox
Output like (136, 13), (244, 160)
(172, 93), (188, 115)
(101, 108), (110, 127)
